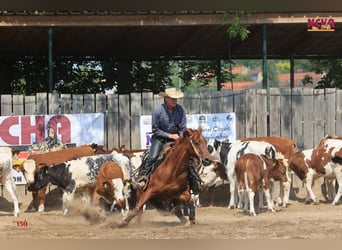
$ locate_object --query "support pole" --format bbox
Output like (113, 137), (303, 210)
(262, 24), (268, 89)
(290, 56), (295, 88)
(48, 26), (54, 93)
(216, 59), (222, 91)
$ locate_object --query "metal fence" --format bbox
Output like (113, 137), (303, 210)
(1, 87), (341, 151)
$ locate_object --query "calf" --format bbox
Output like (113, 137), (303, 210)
(94, 161), (129, 217)
(0, 147), (20, 217)
(235, 153), (288, 216)
(289, 138), (342, 205)
(198, 159), (228, 206)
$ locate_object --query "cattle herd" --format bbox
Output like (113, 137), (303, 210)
(1, 133), (342, 226)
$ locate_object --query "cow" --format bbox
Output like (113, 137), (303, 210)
(31, 151), (133, 215)
(235, 153), (288, 216)
(207, 139), (281, 209)
(207, 136), (296, 208)
(289, 138), (342, 205)
(198, 159), (228, 207)
(18, 144), (98, 212)
(0, 147), (20, 217)
(240, 136), (296, 207)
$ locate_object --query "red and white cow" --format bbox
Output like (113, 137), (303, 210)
(0, 147), (20, 217)
(94, 161), (128, 217)
(235, 153), (288, 216)
(289, 138), (342, 205)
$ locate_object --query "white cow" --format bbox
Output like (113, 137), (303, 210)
(0, 147), (20, 217)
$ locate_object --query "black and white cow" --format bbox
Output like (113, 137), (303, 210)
(209, 139), (283, 209)
(32, 151), (133, 215)
(0, 147), (20, 217)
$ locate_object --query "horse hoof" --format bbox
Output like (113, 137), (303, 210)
(189, 219), (195, 225)
(180, 217), (188, 225)
(117, 221), (129, 228)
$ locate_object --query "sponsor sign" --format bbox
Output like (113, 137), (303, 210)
(307, 18), (335, 31)
(0, 113), (105, 185)
(140, 113), (236, 149)
(0, 113), (105, 147)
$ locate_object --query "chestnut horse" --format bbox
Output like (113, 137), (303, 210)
(118, 127), (214, 227)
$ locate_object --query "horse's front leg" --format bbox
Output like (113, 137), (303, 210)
(177, 190), (195, 225)
(118, 189), (149, 228)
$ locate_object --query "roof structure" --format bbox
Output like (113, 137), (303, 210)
(1, 11), (342, 61)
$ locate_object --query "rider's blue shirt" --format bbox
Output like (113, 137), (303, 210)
(151, 103), (187, 139)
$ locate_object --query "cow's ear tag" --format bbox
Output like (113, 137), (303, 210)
(103, 182), (108, 188)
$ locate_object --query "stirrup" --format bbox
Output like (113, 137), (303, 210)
(136, 176), (149, 190)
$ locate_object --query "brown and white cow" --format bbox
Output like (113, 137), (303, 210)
(93, 161), (129, 217)
(235, 153), (288, 216)
(289, 138), (342, 205)
(241, 136), (296, 207)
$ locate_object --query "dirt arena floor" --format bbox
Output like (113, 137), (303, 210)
(1, 177), (342, 240)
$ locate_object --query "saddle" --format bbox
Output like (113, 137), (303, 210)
(137, 142), (175, 190)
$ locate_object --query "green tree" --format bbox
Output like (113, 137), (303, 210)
(308, 59), (342, 89)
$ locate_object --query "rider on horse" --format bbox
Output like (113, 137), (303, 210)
(135, 87), (187, 190)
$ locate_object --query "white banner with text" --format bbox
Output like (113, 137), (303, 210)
(140, 113), (236, 149)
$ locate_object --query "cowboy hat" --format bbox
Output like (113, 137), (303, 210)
(159, 87), (184, 99)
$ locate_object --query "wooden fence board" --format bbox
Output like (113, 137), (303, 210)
(313, 89), (325, 146)
(280, 88), (292, 139)
(336, 89), (342, 135)
(245, 89), (256, 138)
(60, 94), (72, 114)
(256, 89), (267, 137)
(303, 88), (314, 149)
(72, 94), (83, 114)
(24, 95), (36, 115)
(48, 93), (60, 114)
(325, 88), (336, 136)
(95, 94), (107, 113)
(36, 92), (47, 115)
(200, 92), (211, 114)
(131, 92), (143, 149)
(118, 94), (130, 148)
(291, 88), (303, 150)
(83, 94), (95, 113)
(12, 95), (24, 116)
(269, 88), (281, 137)
(106, 94), (119, 150)
(1, 95), (12, 116)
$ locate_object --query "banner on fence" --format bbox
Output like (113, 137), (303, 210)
(0, 113), (105, 147)
(0, 113), (104, 185)
(140, 112), (236, 149)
